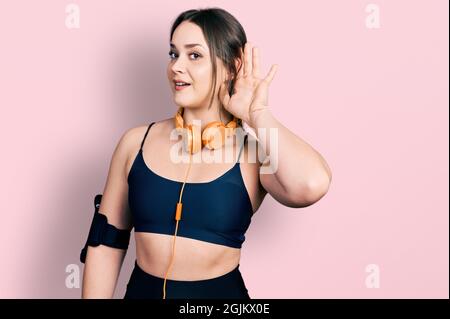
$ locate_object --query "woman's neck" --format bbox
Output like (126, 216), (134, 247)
(180, 105), (234, 130)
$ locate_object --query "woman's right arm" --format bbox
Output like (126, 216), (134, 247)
(81, 128), (136, 299)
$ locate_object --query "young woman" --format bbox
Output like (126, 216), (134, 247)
(81, 7), (332, 299)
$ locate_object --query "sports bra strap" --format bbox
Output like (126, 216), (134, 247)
(140, 122), (155, 151)
(237, 134), (248, 162)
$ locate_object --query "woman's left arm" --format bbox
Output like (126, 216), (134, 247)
(249, 107), (332, 208)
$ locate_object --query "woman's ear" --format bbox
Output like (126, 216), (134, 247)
(235, 58), (243, 73)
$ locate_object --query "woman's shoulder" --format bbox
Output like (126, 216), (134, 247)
(121, 118), (173, 170)
(122, 118), (174, 149)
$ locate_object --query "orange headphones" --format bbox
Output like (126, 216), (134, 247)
(174, 106), (239, 154)
(162, 106), (239, 299)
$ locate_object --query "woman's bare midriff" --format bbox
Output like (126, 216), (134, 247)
(134, 232), (241, 280)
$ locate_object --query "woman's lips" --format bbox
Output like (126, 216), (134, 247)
(175, 83), (191, 91)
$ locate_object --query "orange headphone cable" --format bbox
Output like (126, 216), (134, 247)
(162, 150), (193, 299)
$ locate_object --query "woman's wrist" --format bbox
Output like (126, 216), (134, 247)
(249, 106), (272, 128)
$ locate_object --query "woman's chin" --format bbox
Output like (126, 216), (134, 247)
(173, 98), (192, 108)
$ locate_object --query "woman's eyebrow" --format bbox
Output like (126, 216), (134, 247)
(170, 43), (205, 50)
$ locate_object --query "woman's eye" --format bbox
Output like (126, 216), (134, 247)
(168, 51), (201, 60)
(168, 51), (177, 59)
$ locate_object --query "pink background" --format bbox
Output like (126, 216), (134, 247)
(0, 0), (448, 298)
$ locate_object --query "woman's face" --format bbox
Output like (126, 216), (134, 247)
(167, 21), (227, 110)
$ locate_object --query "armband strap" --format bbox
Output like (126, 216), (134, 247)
(80, 194), (131, 263)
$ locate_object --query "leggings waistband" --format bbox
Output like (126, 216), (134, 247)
(125, 260), (250, 299)
(133, 260), (242, 284)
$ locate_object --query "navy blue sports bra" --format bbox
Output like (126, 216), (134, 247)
(127, 122), (254, 249)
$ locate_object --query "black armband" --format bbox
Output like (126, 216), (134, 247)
(80, 194), (131, 263)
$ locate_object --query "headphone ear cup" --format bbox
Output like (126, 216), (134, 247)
(202, 122), (226, 150)
(180, 125), (192, 154)
(190, 124), (202, 154)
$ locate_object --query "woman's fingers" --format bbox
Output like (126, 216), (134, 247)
(264, 64), (278, 85)
(243, 42), (253, 77)
(237, 43), (276, 86)
(252, 46), (261, 79)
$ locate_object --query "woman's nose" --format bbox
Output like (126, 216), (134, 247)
(171, 57), (187, 73)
